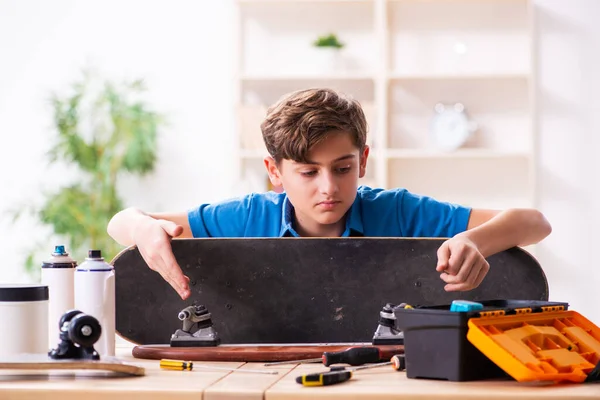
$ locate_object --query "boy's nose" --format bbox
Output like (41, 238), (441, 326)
(319, 174), (339, 195)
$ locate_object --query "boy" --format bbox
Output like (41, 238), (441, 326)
(107, 88), (552, 300)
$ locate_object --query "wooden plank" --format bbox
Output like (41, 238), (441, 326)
(204, 363), (296, 400)
(0, 346), (240, 400)
(265, 363), (600, 400)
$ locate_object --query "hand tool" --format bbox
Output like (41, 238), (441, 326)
(264, 346), (400, 367)
(295, 361), (394, 386)
(160, 359), (279, 375)
(391, 354), (406, 371)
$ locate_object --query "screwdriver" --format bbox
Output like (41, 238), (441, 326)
(295, 361), (393, 387)
(160, 359), (279, 375)
(264, 346), (398, 367)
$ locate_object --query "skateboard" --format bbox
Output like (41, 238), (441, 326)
(0, 354), (145, 376)
(112, 238), (548, 346)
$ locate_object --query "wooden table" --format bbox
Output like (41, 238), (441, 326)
(0, 344), (598, 400)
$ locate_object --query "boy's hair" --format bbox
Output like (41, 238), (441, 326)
(260, 88), (368, 163)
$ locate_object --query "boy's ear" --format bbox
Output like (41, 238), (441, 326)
(264, 156), (283, 187)
(359, 145), (370, 178)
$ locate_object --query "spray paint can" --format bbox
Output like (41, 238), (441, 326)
(74, 249), (115, 356)
(41, 245), (77, 350)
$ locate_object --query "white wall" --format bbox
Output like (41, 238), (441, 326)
(0, 0), (236, 282)
(534, 0), (600, 323)
(1, 0), (599, 325)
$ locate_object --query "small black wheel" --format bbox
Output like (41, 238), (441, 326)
(68, 314), (102, 347)
(58, 309), (83, 330)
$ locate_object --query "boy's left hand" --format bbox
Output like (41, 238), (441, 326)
(436, 236), (490, 291)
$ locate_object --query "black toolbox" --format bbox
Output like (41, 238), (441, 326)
(394, 299), (600, 382)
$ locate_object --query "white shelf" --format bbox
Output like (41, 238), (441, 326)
(238, 0), (373, 3)
(389, 73), (530, 81)
(387, 0), (527, 2)
(239, 149), (269, 159)
(385, 149), (530, 160)
(241, 73), (375, 82)
(234, 0), (536, 207)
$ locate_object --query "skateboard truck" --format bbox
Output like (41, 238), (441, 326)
(170, 304), (221, 347)
(372, 303), (405, 345)
(49, 309), (102, 361)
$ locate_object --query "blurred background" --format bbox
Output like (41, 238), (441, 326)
(0, 0), (598, 322)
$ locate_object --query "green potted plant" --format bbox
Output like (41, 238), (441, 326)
(12, 69), (164, 279)
(313, 33), (345, 50)
(311, 33), (345, 73)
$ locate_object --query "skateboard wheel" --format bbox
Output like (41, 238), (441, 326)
(68, 314), (102, 347)
(58, 309), (83, 330)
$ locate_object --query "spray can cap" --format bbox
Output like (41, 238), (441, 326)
(52, 245), (67, 256)
(88, 250), (103, 260)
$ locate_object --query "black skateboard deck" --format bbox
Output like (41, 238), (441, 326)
(112, 238), (548, 345)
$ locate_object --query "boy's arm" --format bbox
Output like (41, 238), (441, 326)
(107, 207), (193, 246)
(107, 207), (193, 300)
(461, 208), (552, 257)
(437, 208), (552, 291)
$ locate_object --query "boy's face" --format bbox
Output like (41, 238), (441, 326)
(264, 131), (369, 236)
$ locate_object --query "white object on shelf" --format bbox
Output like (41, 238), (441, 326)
(430, 103), (478, 152)
(310, 47), (343, 74)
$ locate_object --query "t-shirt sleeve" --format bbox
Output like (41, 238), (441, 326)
(187, 194), (253, 238)
(397, 190), (472, 238)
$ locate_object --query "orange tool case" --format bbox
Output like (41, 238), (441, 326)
(394, 300), (600, 383)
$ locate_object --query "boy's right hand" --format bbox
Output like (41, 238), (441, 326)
(132, 217), (191, 300)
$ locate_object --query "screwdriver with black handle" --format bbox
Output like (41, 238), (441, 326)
(264, 346), (400, 367)
(296, 357), (405, 387)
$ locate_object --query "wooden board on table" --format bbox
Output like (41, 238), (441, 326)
(0, 354), (145, 377)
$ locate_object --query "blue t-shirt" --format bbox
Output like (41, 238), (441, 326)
(188, 186), (471, 238)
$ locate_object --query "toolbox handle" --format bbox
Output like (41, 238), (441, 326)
(476, 305), (566, 318)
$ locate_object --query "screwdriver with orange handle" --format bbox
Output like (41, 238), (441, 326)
(264, 346), (402, 367)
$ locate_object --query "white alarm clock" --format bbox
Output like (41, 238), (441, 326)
(430, 103), (477, 151)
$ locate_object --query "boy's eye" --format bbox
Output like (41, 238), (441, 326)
(301, 170), (318, 177)
(336, 166), (352, 174)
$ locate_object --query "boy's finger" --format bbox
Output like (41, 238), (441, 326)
(444, 260), (487, 291)
(440, 271), (461, 284)
(138, 244), (189, 299)
(440, 252), (477, 284)
(158, 266), (189, 300)
(444, 282), (469, 292)
(160, 221), (184, 238)
(446, 248), (466, 276)
(161, 252), (190, 298)
(472, 262), (490, 289)
(436, 242), (451, 272)
(444, 273), (475, 291)
(139, 249), (164, 273)
(456, 252), (479, 282)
